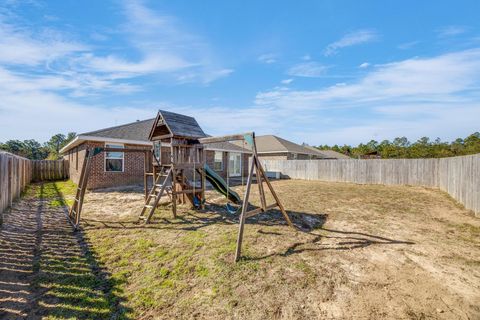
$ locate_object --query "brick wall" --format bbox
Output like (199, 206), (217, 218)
(64, 141), (150, 190)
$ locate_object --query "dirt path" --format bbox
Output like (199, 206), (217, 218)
(0, 183), (127, 319)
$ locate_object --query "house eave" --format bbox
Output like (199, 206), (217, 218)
(205, 147), (252, 154)
(60, 135), (152, 154)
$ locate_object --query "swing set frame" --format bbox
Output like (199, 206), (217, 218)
(199, 132), (295, 261)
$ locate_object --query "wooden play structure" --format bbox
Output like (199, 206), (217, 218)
(68, 110), (294, 261)
(138, 110), (208, 223)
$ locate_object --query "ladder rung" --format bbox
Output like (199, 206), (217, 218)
(155, 184), (163, 187)
(144, 205), (154, 208)
(138, 216), (146, 220)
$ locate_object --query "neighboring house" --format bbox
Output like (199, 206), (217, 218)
(60, 115), (251, 189)
(303, 146), (352, 159)
(252, 135), (326, 160)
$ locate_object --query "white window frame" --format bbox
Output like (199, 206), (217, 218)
(228, 152), (242, 177)
(105, 143), (124, 172)
(213, 151), (223, 171)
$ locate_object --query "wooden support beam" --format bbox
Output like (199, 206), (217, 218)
(235, 154), (256, 262)
(172, 189), (199, 195)
(198, 132), (253, 144)
(143, 151), (148, 200)
(256, 160), (294, 228)
(101, 147), (150, 153)
(245, 203), (278, 218)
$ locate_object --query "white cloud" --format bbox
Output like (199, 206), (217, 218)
(281, 79), (293, 84)
(254, 48), (480, 144)
(287, 62), (329, 77)
(0, 20), (87, 66)
(359, 62), (370, 68)
(0, 0), (234, 141)
(79, 0), (231, 83)
(324, 29), (378, 56)
(398, 41), (420, 50)
(258, 53), (276, 64)
(0, 67), (156, 141)
(437, 25), (468, 38)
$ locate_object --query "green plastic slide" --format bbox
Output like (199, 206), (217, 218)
(201, 164), (241, 204)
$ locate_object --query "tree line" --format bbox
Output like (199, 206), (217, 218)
(0, 133), (76, 160)
(314, 132), (480, 159)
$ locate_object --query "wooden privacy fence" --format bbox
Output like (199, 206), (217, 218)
(0, 151), (33, 223)
(32, 159), (69, 181)
(261, 153), (480, 216)
(0, 153), (69, 223)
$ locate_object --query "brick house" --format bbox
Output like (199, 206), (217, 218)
(60, 118), (251, 189)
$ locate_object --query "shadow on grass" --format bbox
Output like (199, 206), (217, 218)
(0, 182), (132, 319)
(241, 226), (415, 262)
(80, 201), (327, 233)
(74, 185), (413, 264)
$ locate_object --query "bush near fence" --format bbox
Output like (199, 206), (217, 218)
(0, 151), (69, 224)
(261, 153), (480, 216)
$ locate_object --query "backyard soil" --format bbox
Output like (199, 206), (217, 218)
(1, 180), (479, 319)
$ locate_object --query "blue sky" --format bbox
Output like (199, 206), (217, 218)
(0, 0), (479, 145)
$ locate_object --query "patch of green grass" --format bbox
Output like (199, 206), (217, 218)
(33, 180), (77, 208)
(24, 183), (130, 319)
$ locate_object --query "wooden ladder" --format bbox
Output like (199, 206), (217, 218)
(68, 148), (94, 229)
(139, 167), (172, 223)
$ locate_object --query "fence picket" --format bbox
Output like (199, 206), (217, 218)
(1, 152), (69, 223)
(262, 154), (480, 216)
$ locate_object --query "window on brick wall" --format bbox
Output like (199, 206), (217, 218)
(213, 151), (223, 171)
(105, 143), (124, 172)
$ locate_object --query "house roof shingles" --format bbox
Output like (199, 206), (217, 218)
(253, 135), (321, 156)
(81, 118), (155, 141)
(155, 110), (207, 139)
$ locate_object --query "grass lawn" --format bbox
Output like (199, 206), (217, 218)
(28, 180), (480, 319)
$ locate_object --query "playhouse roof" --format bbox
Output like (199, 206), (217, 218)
(149, 110), (207, 140)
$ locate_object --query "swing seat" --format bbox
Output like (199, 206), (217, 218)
(193, 195), (201, 208)
(226, 202), (240, 214)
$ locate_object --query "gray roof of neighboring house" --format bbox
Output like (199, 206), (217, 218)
(81, 118), (155, 141)
(253, 135), (322, 156)
(204, 141), (252, 154)
(151, 110), (207, 139)
(304, 146), (351, 159)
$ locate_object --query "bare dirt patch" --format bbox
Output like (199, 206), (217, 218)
(75, 179), (480, 319)
(4, 180), (478, 319)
